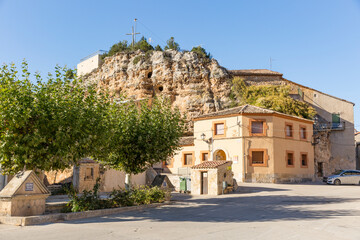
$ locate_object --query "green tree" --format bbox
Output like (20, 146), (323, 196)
(230, 77), (316, 119)
(101, 98), (185, 189)
(133, 36), (154, 52)
(105, 40), (130, 58)
(191, 46), (212, 59)
(154, 45), (163, 51)
(164, 37), (180, 51)
(0, 62), (110, 174)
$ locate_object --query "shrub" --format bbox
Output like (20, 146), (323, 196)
(63, 180), (167, 212)
(164, 37), (180, 51)
(191, 46), (212, 59)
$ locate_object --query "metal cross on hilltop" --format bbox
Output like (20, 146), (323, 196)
(126, 18), (140, 48)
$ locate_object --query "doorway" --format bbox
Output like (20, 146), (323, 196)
(214, 150), (226, 161)
(317, 162), (324, 177)
(201, 172), (208, 195)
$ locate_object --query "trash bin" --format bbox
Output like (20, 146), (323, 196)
(179, 177), (186, 193)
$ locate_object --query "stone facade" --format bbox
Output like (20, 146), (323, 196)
(169, 105), (315, 184)
(230, 70), (356, 177)
(191, 161), (233, 195)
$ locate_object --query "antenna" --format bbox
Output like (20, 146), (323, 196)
(269, 57), (276, 70)
(126, 18), (140, 48)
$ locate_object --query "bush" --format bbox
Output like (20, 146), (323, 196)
(63, 180), (167, 212)
(191, 46), (212, 59)
(63, 178), (112, 213)
(164, 37), (180, 51)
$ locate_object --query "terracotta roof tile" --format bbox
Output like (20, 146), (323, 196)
(179, 136), (194, 146)
(193, 104), (313, 123)
(194, 104), (273, 119)
(191, 160), (232, 169)
(229, 69), (283, 76)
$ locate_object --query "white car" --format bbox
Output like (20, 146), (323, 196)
(324, 170), (360, 185)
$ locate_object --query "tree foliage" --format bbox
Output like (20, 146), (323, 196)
(230, 77), (316, 119)
(100, 98), (186, 175)
(191, 46), (212, 59)
(154, 45), (163, 51)
(164, 37), (180, 51)
(0, 62), (110, 174)
(133, 36), (154, 52)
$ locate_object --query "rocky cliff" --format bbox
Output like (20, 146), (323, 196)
(83, 50), (232, 127)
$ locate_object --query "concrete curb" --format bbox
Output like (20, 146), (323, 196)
(0, 201), (172, 226)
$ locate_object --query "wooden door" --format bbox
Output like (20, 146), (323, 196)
(201, 172), (208, 195)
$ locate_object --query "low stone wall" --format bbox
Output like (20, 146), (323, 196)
(0, 202), (172, 226)
(245, 173), (314, 183)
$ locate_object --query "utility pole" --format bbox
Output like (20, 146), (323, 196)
(126, 18), (140, 48)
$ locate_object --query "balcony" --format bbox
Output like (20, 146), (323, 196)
(314, 121), (345, 132)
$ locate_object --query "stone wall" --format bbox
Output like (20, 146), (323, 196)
(0, 196), (47, 216)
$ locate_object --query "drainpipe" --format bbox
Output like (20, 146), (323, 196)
(211, 129), (214, 161)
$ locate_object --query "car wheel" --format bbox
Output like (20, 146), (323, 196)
(334, 179), (341, 185)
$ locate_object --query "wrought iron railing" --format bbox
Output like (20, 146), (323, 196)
(314, 121), (345, 131)
(79, 50), (108, 63)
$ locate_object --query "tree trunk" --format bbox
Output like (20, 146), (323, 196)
(125, 173), (131, 190)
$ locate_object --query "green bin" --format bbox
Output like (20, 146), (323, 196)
(179, 177), (186, 192)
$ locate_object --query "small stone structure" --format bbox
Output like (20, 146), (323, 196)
(191, 161), (233, 195)
(73, 159), (100, 193)
(0, 171), (50, 216)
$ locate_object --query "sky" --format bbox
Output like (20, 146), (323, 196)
(0, 0), (359, 128)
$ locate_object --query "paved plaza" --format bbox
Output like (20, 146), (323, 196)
(1, 183), (360, 240)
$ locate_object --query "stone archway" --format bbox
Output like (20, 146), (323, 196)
(213, 149), (227, 161)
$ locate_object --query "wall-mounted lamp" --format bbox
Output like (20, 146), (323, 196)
(200, 133), (212, 144)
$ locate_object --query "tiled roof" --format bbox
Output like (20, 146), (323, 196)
(192, 160), (232, 169)
(229, 69), (283, 76)
(79, 158), (97, 164)
(193, 104), (313, 123)
(179, 136), (194, 146)
(194, 104), (273, 119)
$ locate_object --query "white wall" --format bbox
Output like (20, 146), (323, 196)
(77, 54), (101, 76)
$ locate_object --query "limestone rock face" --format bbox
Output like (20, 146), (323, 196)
(83, 50), (232, 128)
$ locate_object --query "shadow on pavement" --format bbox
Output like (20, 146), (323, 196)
(61, 192), (360, 225)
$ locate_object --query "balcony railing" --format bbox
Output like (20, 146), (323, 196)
(314, 121), (345, 131)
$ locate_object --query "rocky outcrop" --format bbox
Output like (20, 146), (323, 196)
(83, 50), (232, 128)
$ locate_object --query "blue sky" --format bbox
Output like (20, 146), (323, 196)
(1, 0), (359, 128)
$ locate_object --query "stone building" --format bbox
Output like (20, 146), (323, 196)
(80, 50), (355, 180)
(77, 50), (107, 76)
(229, 69), (356, 178)
(166, 104), (315, 184)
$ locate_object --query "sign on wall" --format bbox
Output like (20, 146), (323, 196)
(25, 183), (34, 191)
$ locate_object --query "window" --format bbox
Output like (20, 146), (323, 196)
(285, 123), (293, 138)
(85, 168), (94, 180)
(301, 153), (308, 167)
(252, 151), (264, 164)
(249, 149), (268, 167)
(250, 120), (266, 136)
(286, 151), (294, 167)
(300, 126), (307, 140)
(200, 151), (209, 162)
(332, 113), (341, 129)
(212, 121), (226, 137)
(215, 123), (224, 135)
(182, 152), (195, 166)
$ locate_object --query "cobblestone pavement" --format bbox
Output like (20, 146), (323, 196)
(1, 183), (360, 240)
